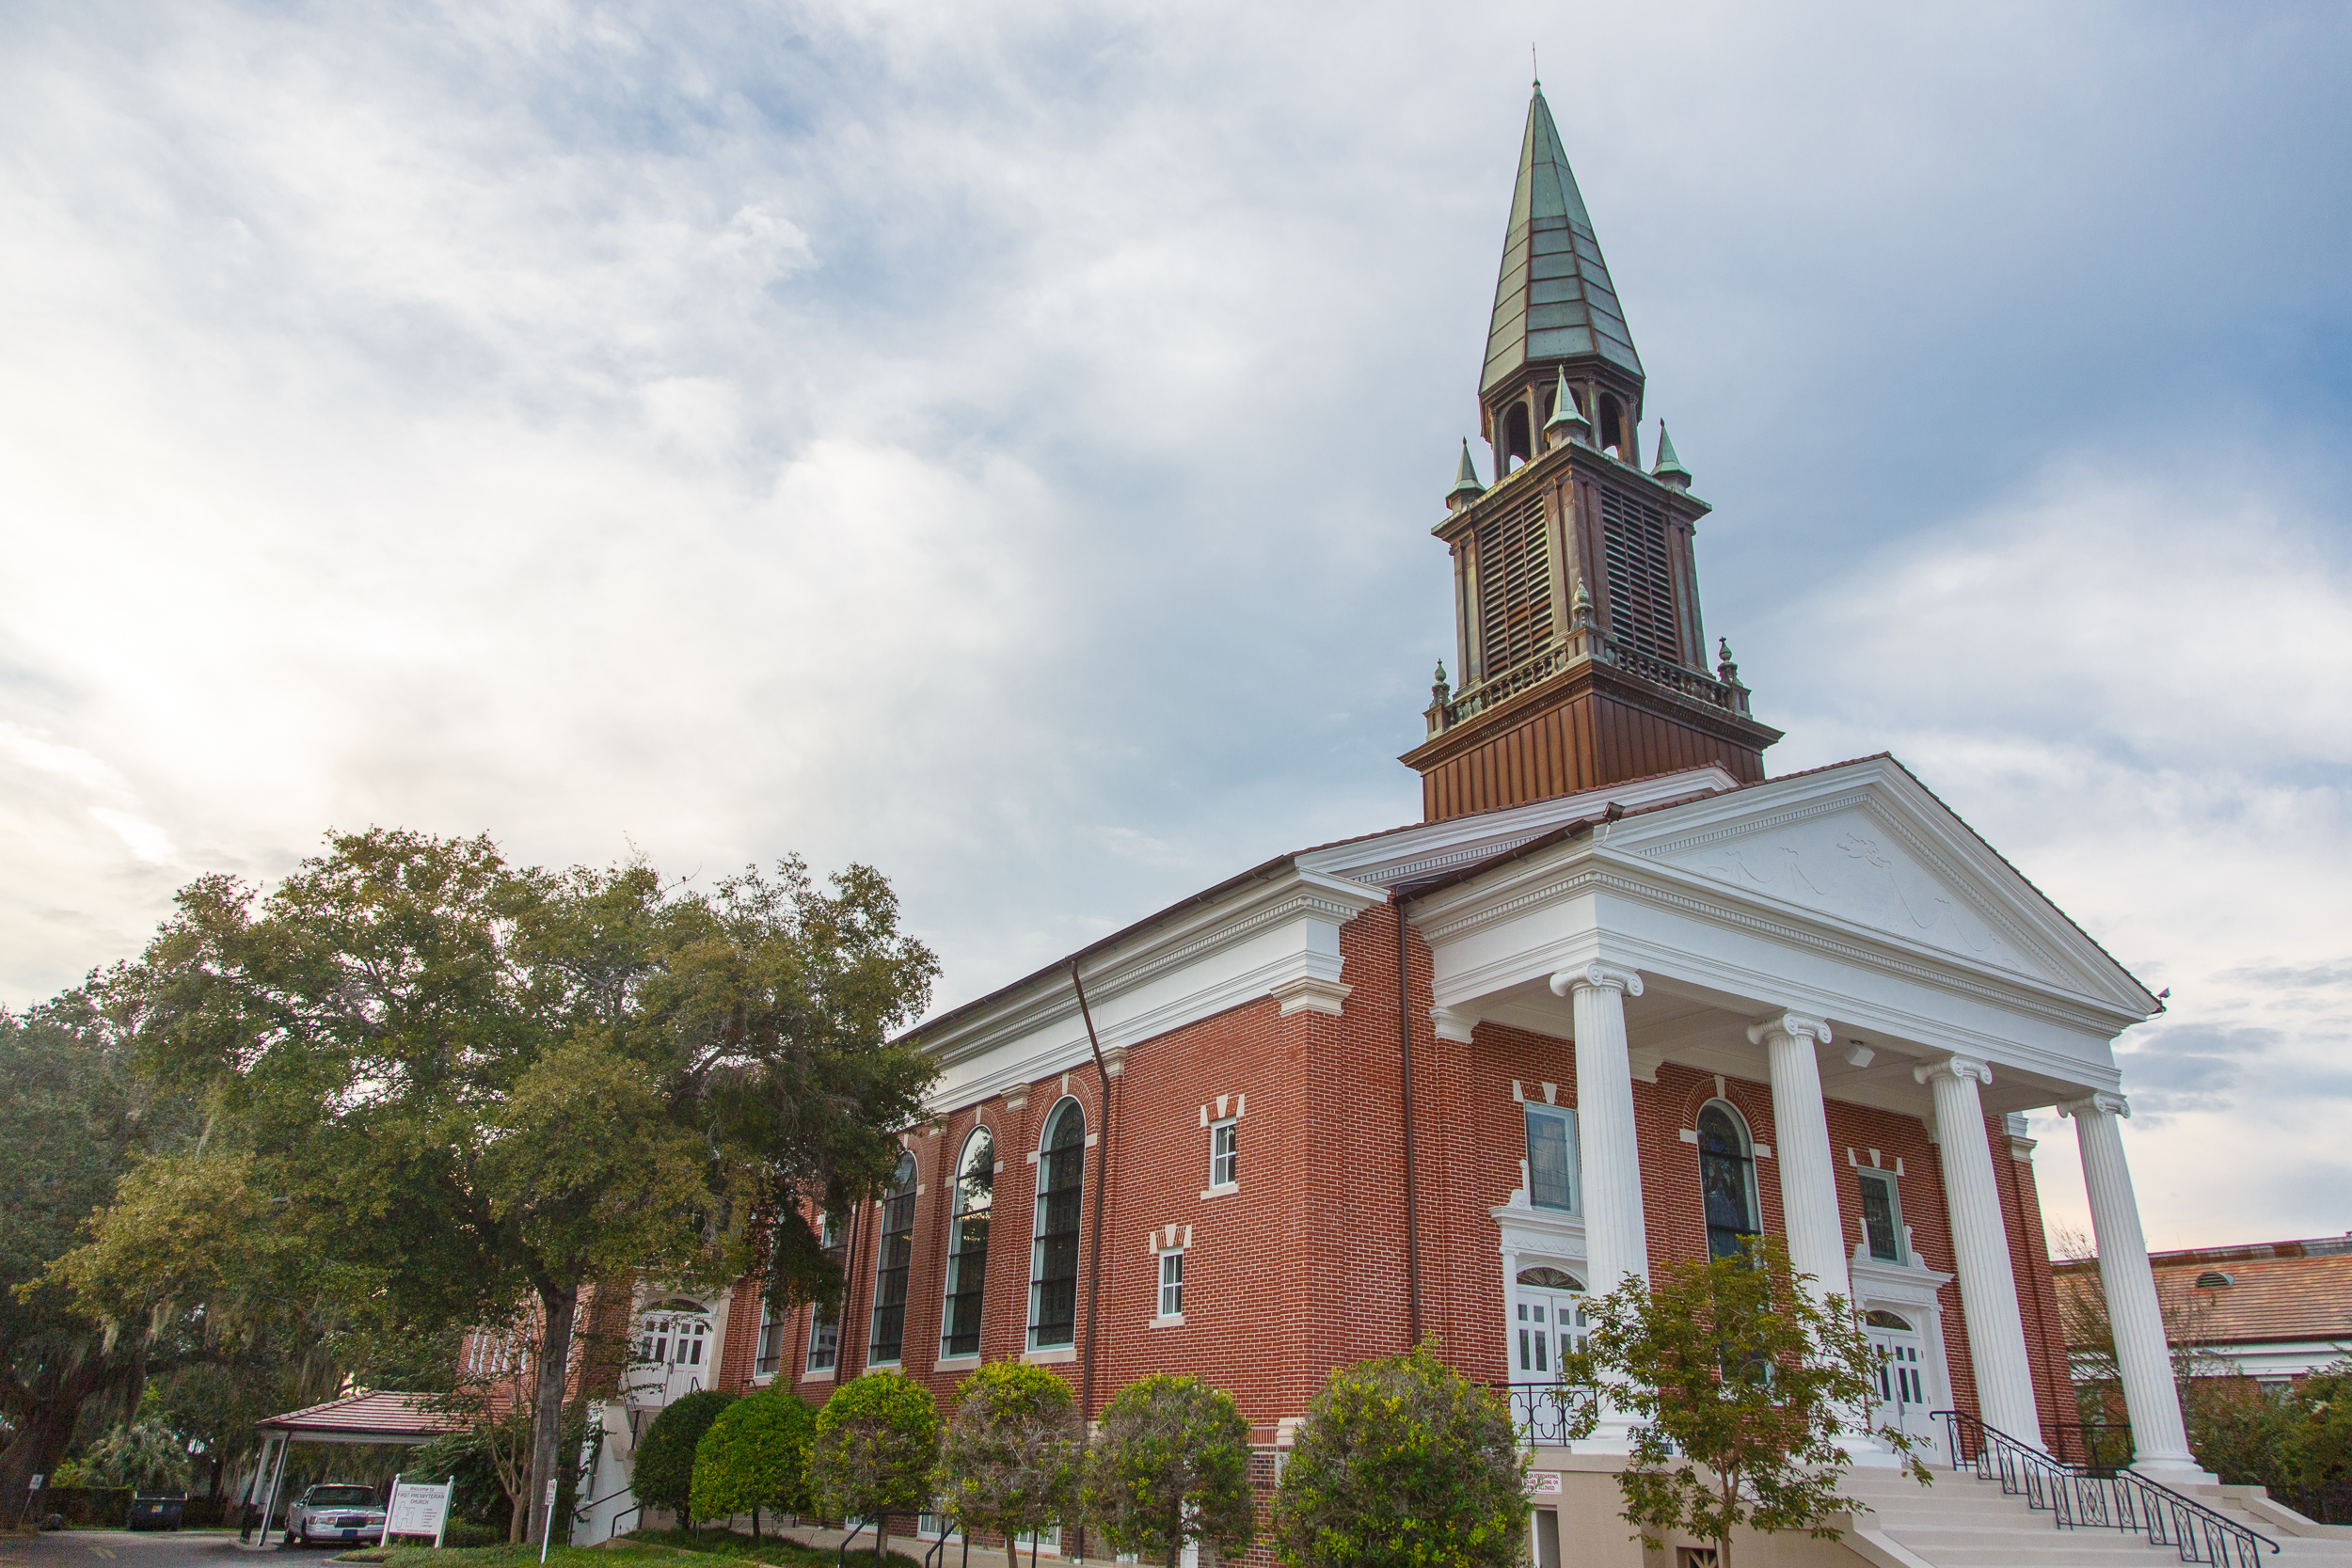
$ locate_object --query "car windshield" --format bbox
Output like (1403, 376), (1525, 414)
(309, 1487), (376, 1509)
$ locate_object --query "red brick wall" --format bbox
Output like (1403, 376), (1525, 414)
(721, 900), (2072, 1448)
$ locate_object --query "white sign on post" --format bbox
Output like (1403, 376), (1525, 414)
(387, 1479), (455, 1546)
(27, 1475), (42, 1491)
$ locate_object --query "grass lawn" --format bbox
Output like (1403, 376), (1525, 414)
(355, 1527), (924, 1568)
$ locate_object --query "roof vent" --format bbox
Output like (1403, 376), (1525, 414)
(2195, 1271), (2234, 1289)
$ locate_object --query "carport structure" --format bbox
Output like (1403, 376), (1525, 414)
(244, 1393), (464, 1548)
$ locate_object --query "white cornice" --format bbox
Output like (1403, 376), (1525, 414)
(918, 864), (1386, 1114)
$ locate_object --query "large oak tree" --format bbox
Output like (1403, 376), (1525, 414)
(103, 830), (939, 1544)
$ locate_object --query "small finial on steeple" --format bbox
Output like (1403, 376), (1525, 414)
(1446, 439), (1486, 509)
(1571, 572), (1595, 626)
(1544, 369), (1592, 451)
(1651, 422), (1692, 490)
(1716, 637), (1740, 686)
(1432, 660), (1451, 705)
(1533, 44), (1541, 88)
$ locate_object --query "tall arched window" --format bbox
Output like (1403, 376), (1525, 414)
(867, 1152), (918, 1364)
(1028, 1099), (1086, 1351)
(1696, 1101), (1760, 1260)
(941, 1127), (994, 1358)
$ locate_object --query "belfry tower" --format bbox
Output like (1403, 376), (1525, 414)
(1402, 82), (1780, 823)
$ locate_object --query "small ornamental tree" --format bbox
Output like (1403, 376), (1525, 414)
(1085, 1374), (1254, 1568)
(1269, 1343), (1525, 1568)
(1556, 1237), (1931, 1568)
(692, 1392), (818, 1539)
(809, 1371), (942, 1560)
(938, 1363), (1080, 1568)
(636, 1389), (737, 1530)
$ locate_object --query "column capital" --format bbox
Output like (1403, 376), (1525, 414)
(1550, 960), (1644, 998)
(1746, 1011), (1833, 1048)
(1429, 1006), (1476, 1043)
(1914, 1053), (1994, 1088)
(2058, 1091), (2130, 1120)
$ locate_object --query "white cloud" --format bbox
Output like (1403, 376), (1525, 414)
(3, 0), (2350, 1253)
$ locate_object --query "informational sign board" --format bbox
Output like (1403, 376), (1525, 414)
(27, 1475), (42, 1491)
(1525, 1471), (1564, 1497)
(386, 1479), (454, 1546)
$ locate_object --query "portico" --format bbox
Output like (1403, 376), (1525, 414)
(1401, 752), (2192, 1472)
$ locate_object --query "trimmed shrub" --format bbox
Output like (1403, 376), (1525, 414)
(636, 1389), (738, 1528)
(1084, 1375), (1253, 1568)
(691, 1392), (818, 1537)
(938, 1363), (1079, 1568)
(1270, 1345), (1524, 1568)
(808, 1371), (941, 1559)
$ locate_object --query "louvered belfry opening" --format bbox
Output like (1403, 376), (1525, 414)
(1599, 484), (1678, 664)
(1476, 492), (1554, 674)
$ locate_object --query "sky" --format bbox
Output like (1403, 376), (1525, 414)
(4, 0), (2349, 1253)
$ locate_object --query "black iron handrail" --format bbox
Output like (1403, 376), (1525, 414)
(1935, 1409), (2277, 1566)
(2044, 1418), (2135, 1477)
(1502, 1380), (1577, 1446)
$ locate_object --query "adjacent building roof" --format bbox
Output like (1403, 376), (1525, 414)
(2057, 1235), (2352, 1354)
(257, 1391), (464, 1445)
(1481, 82), (1643, 393)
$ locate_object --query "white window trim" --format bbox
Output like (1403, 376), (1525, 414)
(1856, 1165), (1909, 1266)
(1154, 1247), (1184, 1322)
(1207, 1117), (1238, 1193)
(1522, 1101), (1581, 1215)
(1027, 1096), (1086, 1354)
(941, 1125), (994, 1361)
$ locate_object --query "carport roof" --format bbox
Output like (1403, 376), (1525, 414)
(258, 1391), (463, 1445)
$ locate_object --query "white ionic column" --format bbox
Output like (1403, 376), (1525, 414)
(1915, 1055), (2042, 1442)
(1751, 1012), (1851, 1304)
(1552, 961), (1650, 1293)
(2061, 1092), (2208, 1481)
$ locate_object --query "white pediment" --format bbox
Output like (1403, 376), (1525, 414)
(1644, 799), (2062, 984)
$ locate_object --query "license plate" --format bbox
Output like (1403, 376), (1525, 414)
(343, 1529), (357, 1539)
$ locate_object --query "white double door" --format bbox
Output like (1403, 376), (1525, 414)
(1511, 1278), (1588, 1379)
(637, 1312), (711, 1404)
(1866, 1314), (1934, 1446)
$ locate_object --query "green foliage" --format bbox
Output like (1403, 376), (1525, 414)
(87, 831), (941, 1542)
(1558, 1238), (1929, 1568)
(1086, 1374), (1254, 1568)
(637, 1391), (738, 1528)
(691, 1392), (817, 1531)
(937, 1363), (1079, 1568)
(0, 996), (200, 1497)
(2183, 1359), (2352, 1513)
(1269, 1344), (1521, 1568)
(75, 1417), (195, 1493)
(807, 1371), (941, 1543)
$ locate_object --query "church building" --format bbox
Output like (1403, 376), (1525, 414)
(581, 82), (2240, 1564)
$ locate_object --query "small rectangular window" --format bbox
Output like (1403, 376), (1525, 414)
(1209, 1119), (1238, 1188)
(806, 1303), (839, 1372)
(1157, 1251), (1184, 1318)
(1858, 1169), (1902, 1263)
(1525, 1105), (1580, 1212)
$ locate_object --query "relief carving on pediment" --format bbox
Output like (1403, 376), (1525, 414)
(1665, 810), (2045, 978)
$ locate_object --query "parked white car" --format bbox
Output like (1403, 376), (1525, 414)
(287, 1484), (387, 1546)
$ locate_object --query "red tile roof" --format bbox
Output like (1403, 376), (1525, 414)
(257, 1391), (465, 1441)
(2056, 1238), (2352, 1351)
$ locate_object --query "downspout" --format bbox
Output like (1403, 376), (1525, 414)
(1070, 960), (1116, 1564)
(1397, 896), (1423, 1345)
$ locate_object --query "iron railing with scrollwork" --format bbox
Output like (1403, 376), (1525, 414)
(1936, 1409), (2276, 1566)
(1502, 1381), (1576, 1446)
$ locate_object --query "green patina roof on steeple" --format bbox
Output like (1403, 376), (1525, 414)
(1481, 84), (1643, 395)
(1447, 437), (1486, 501)
(1651, 421), (1689, 481)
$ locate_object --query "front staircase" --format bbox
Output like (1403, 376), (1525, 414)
(1836, 1415), (2352, 1568)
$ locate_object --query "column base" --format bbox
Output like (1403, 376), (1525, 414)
(2132, 1458), (2222, 1488)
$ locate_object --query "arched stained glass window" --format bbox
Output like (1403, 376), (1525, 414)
(941, 1127), (994, 1358)
(1028, 1099), (1085, 1351)
(1696, 1101), (1759, 1261)
(867, 1152), (918, 1364)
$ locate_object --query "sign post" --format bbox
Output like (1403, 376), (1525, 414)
(538, 1477), (560, 1564)
(19, 1474), (43, 1528)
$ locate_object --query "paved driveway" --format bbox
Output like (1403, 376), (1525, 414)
(0, 1533), (342, 1568)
